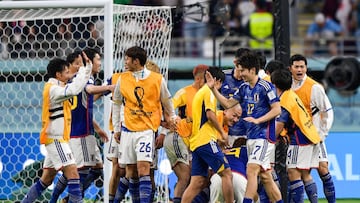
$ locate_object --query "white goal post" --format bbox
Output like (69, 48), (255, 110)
(0, 1), (173, 202)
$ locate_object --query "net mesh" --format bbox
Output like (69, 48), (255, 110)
(0, 3), (172, 202)
(113, 4), (172, 80)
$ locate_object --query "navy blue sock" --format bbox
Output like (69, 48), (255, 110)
(114, 177), (129, 202)
(304, 179), (318, 203)
(49, 175), (67, 203)
(21, 179), (47, 203)
(78, 169), (89, 197)
(139, 175), (152, 203)
(192, 187), (209, 203)
(243, 197), (253, 203)
(173, 197), (181, 203)
(129, 178), (140, 203)
(258, 183), (270, 203)
(289, 180), (304, 203)
(67, 179), (83, 203)
(321, 173), (336, 203)
(109, 194), (115, 203)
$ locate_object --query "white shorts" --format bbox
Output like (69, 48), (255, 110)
(247, 139), (275, 171)
(118, 129), (154, 164)
(69, 135), (99, 168)
(43, 140), (76, 170)
(94, 141), (102, 164)
(151, 148), (158, 170)
(107, 132), (119, 161)
(210, 172), (247, 203)
(286, 144), (320, 169)
(163, 132), (190, 168)
(318, 141), (329, 162)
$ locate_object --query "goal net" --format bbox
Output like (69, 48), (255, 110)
(0, 1), (173, 202)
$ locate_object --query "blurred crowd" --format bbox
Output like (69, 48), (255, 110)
(1, 0), (360, 59)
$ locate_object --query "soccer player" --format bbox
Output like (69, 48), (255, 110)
(205, 51), (283, 203)
(221, 48), (249, 139)
(50, 48), (112, 203)
(21, 54), (92, 203)
(163, 64), (209, 203)
(271, 68), (321, 203)
(112, 46), (177, 203)
(181, 66), (234, 203)
(209, 104), (247, 203)
(110, 60), (163, 203)
(106, 71), (126, 203)
(289, 54), (335, 203)
(67, 51), (84, 78)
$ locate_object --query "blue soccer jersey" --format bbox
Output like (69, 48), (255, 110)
(221, 69), (246, 136)
(233, 78), (279, 142)
(277, 108), (314, 146)
(224, 146), (247, 176)
(69, 76), (94, 137)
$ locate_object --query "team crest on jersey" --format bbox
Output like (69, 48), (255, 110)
(254, 93), (259, 102)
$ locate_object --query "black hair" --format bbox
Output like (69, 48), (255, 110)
(234, 48), (251, 59)
(207, 66), (225, 83)
(256, 51), (267, 69)
(237, 51), (260, 74)
(289, 54), (307, 66)
(265, 59), (286, 74)
(46, 58), (68, 79)
(125, 46), (147, 66)
(271, 68), (292, 91)
(66, 50), (82, 64)
(82, 47), (101, 65)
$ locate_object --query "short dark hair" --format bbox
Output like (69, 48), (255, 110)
(46, 58), (68, 79)
(207, 66), (225, 83)
(265, 59), (286, 74)
(237, 51), (260, 74)
(256, 51), (267, 69)
(125, 46), (147, 66)
(83, 47), (101, 65)
(289, 54), (307, 66)
(234, 48), (251, 59)
(271, 68), (292, 91)
(66, 50), (82, 64)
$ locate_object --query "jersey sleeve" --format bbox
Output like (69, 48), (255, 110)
(112, 75), (123, 133)
(160, 77), (176, 119)
(266, 83), (280, 104)
(172, 87), (186, 109)
(51, 63), (92, 103)
(311, 83), (334, 138)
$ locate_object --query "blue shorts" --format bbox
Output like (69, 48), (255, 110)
(191, 140), (230, 177)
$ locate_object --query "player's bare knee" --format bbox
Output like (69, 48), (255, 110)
(247, 164), (260, 177)
(41, 169), (58, 186)
(318, 162), (329, 175)
(137, 161), (151, 176)
(259, 171), (273, 184)
(63, 164), (80, 179)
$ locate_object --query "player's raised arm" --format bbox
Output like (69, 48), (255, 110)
(51, 52), (92, 103)
(205, 71), (239, 109)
